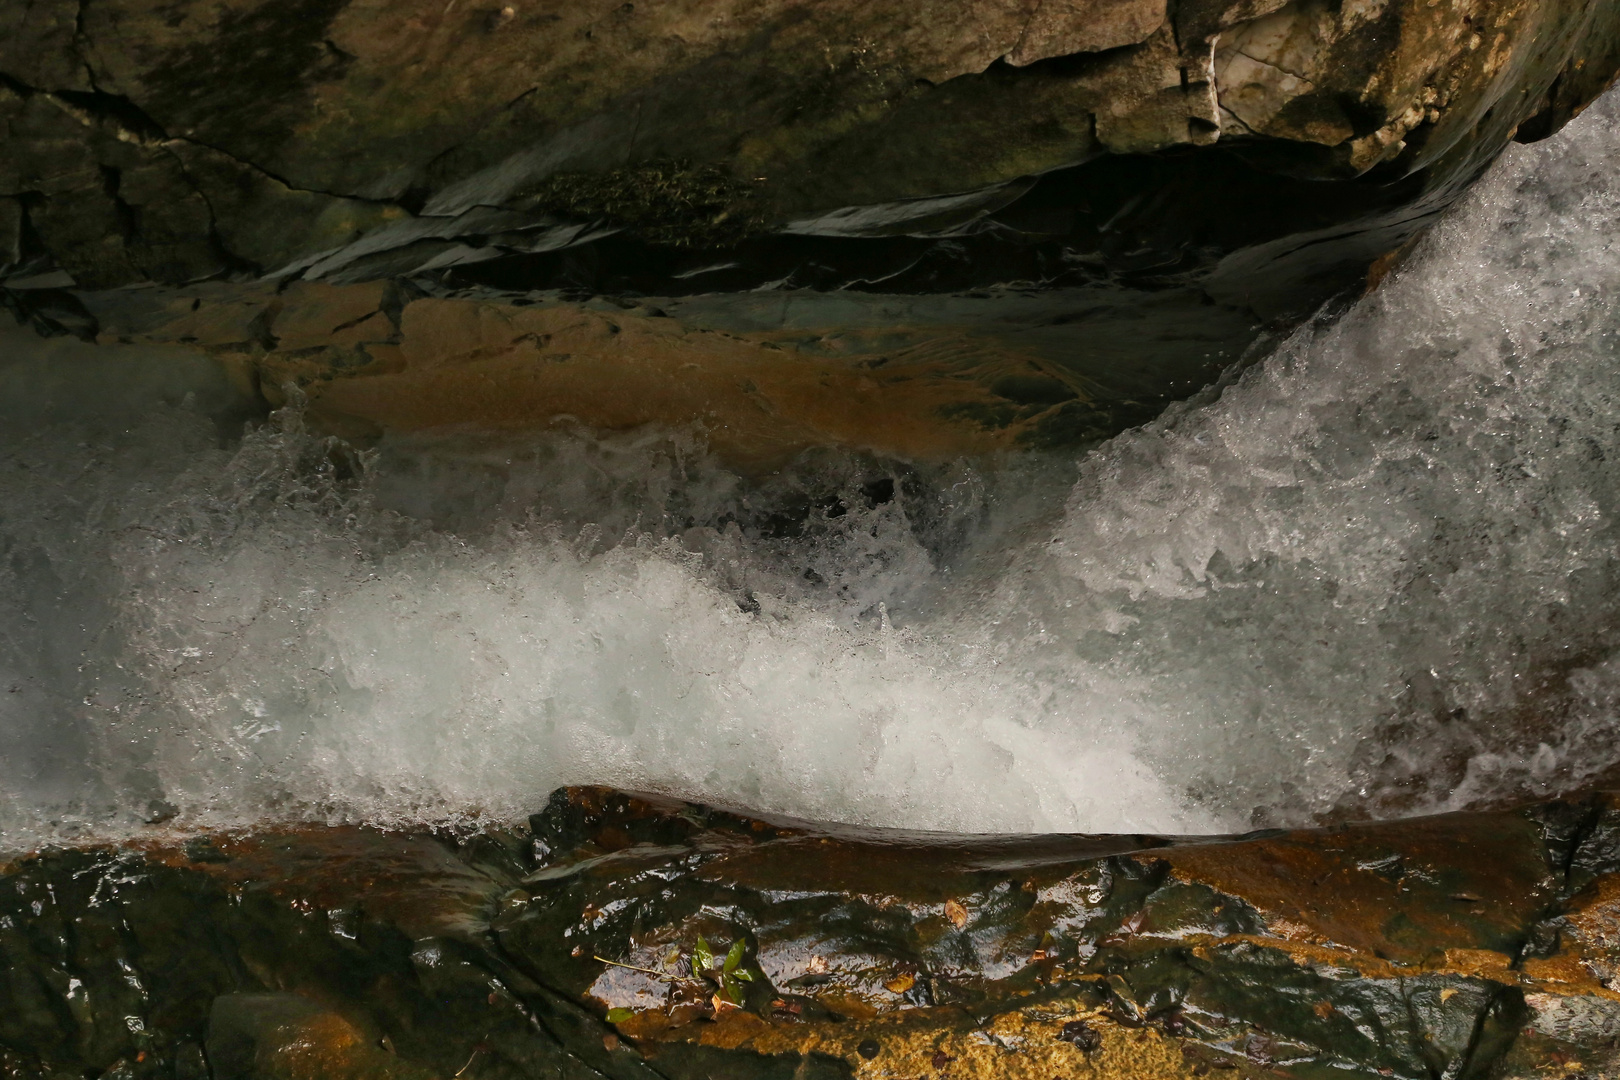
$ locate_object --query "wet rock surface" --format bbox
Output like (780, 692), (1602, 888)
(0, 0), (1616, 275)
(23, 277), (1257, 464)
(2, 0), (1618, 437)
(6, 787), (1620, 1080)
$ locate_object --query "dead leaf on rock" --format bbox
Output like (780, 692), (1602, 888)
(944, 899), (969, 928)
(884, 971), (917, 993)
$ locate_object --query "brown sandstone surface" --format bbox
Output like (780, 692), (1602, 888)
(76, 280), (1140, 465)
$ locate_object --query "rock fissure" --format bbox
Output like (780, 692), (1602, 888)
(1455, 985), (1529, 1080)
(6, 0), (1607, 292)
(1217, 103), (1257, 134)
(11, 790), (1620, 1079)
(1228, 46), (1314, 87)
(0, 70), (34, 99)
(168, 135), (405, 211)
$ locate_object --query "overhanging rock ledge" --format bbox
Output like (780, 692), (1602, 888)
(2, 0), (1618, 453)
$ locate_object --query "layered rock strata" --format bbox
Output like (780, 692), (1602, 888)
(6, 788), (1620, 1080)
(0, 0), (1617, 284)
(2, 1), (1618, 450)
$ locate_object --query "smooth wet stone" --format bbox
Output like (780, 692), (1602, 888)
(1, 0), (1617, 397)
(7, 789), (1620, 1079)
(51, 279), (1251, 464)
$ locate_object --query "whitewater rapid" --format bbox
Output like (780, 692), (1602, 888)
(3, 88), (1619, 848)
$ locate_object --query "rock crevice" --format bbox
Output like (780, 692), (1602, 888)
(7, 789), (1620, 1079)
(3, 0), (1616, 293)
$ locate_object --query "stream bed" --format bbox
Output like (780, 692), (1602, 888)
(3, 88), (1620, 849)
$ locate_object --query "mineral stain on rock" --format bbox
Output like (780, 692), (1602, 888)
(58, 278), (1197, 464)
(3, 5), (1620, 1080)
(4, 787), (1620, 1079)
(5, 0), (1618, 420)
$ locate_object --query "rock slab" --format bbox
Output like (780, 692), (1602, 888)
(6, 788), (1620, 1079)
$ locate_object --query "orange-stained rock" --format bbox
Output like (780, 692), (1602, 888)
(11, 787), (1620, 1079)
(311, 298), (1074, 465)
(1154, 810), (1559, 967)
(267, 282), (397, 353)
(85, 282), (1124, 468)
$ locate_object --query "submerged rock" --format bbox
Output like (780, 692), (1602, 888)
(6, 788), (1620, 1079)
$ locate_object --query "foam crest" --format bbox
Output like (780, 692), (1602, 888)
(3, 88), (1620, 847)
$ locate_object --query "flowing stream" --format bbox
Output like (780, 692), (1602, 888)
(3, 89), (1620, 850)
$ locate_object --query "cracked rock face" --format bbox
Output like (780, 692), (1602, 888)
(0, 0), (1617, 459)
(0, 0), (1616, 292)
(7, 788), (1620, 1080)
(0, 0), (1611, 466)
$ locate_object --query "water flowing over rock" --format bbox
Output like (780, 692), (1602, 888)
(8, 80), (1620, 847)
(5, 8), (1620, 1079)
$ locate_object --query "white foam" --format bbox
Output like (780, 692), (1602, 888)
(3, 88), (1620, 847)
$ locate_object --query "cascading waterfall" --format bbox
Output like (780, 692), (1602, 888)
(2, 87), (1619, 851)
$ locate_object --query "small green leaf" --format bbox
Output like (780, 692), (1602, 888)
(724, 977), (744, 1004)
(695, 936), (714, 973)
(734, 968), (753, 982)
(605, 1008), (632, 1024)
(724, 939), (745, 972)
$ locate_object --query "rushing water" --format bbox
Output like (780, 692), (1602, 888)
(3, 90), (1620, 848)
